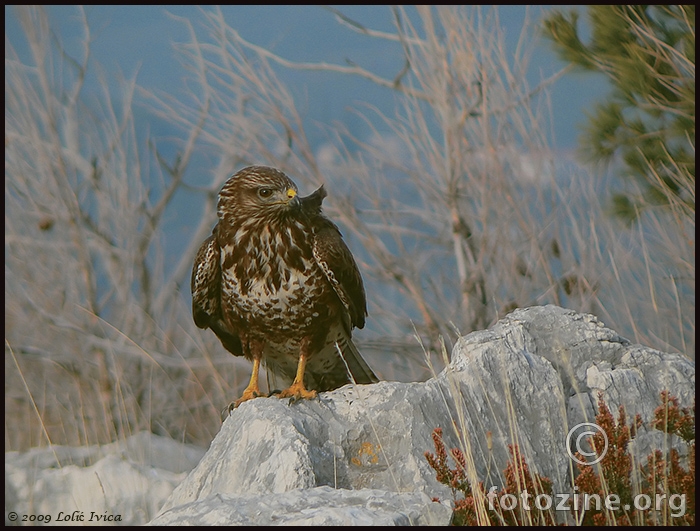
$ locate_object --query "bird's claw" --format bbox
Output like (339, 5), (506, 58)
(221, 388), (261, 420)
(278, 382), (317, 403)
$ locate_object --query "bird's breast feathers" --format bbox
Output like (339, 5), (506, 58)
(220, 225), (328, 333)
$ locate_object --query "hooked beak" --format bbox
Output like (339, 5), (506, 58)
(287, 187), (301, 208)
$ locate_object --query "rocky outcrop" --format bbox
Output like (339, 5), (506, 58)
(152, 305), (694, 525)
(148, 486), (450, 525)
(5, 432), (205, 526)
(6, 306), (694, 525)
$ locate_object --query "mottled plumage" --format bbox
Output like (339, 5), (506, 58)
(191, 166), (378, 412)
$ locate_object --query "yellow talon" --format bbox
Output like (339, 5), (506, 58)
(278, 381), (317, 401)
(278, 351), (317, 401)
(227, 356), (262, 413)
(233, 387), (261, 408)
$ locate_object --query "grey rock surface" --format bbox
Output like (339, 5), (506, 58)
(149, 486), (451, 525)
(156, 305), (694, 525)
(5, 432), (205, 526)
(5, 306), (694, 526)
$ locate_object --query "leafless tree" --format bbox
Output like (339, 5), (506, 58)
(5, 5), (693, 450)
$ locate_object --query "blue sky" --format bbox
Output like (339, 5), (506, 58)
(5, 5), (609, 152)
(6, 4), (611, 283)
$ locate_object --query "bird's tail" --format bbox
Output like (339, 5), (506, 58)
(335, 334), (379, 386)
(264, 332), (379, 394)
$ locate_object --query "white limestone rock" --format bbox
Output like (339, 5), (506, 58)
(156, 306), (693, 525)
(5, 306), (693, 526)
(149, 486), (451, 526)
(5, 432), (205, 526)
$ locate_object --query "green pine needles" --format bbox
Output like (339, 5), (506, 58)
(543, 6), (695, 222)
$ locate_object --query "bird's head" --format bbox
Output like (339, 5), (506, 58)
(217, 166), (306, 225)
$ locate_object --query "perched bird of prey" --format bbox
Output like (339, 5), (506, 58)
(191, 166), (378, 413)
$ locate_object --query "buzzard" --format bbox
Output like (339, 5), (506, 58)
(191, 166), (378, 412)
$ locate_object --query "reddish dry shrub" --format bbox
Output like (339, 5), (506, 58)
(644, 391), (695, 525)
(573, 394), (642, 525)
(574, 391), (694, 526)
(496, 444), (556, 525)
(426, 391), (695, 526)
(425, 429), (555, 525)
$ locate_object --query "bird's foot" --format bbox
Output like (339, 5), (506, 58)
(221, 387), (262, 419)
(278, 382), (317, 402)
(234, 387), (262, 407)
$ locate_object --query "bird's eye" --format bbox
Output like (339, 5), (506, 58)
(258, 188), (273, 199)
